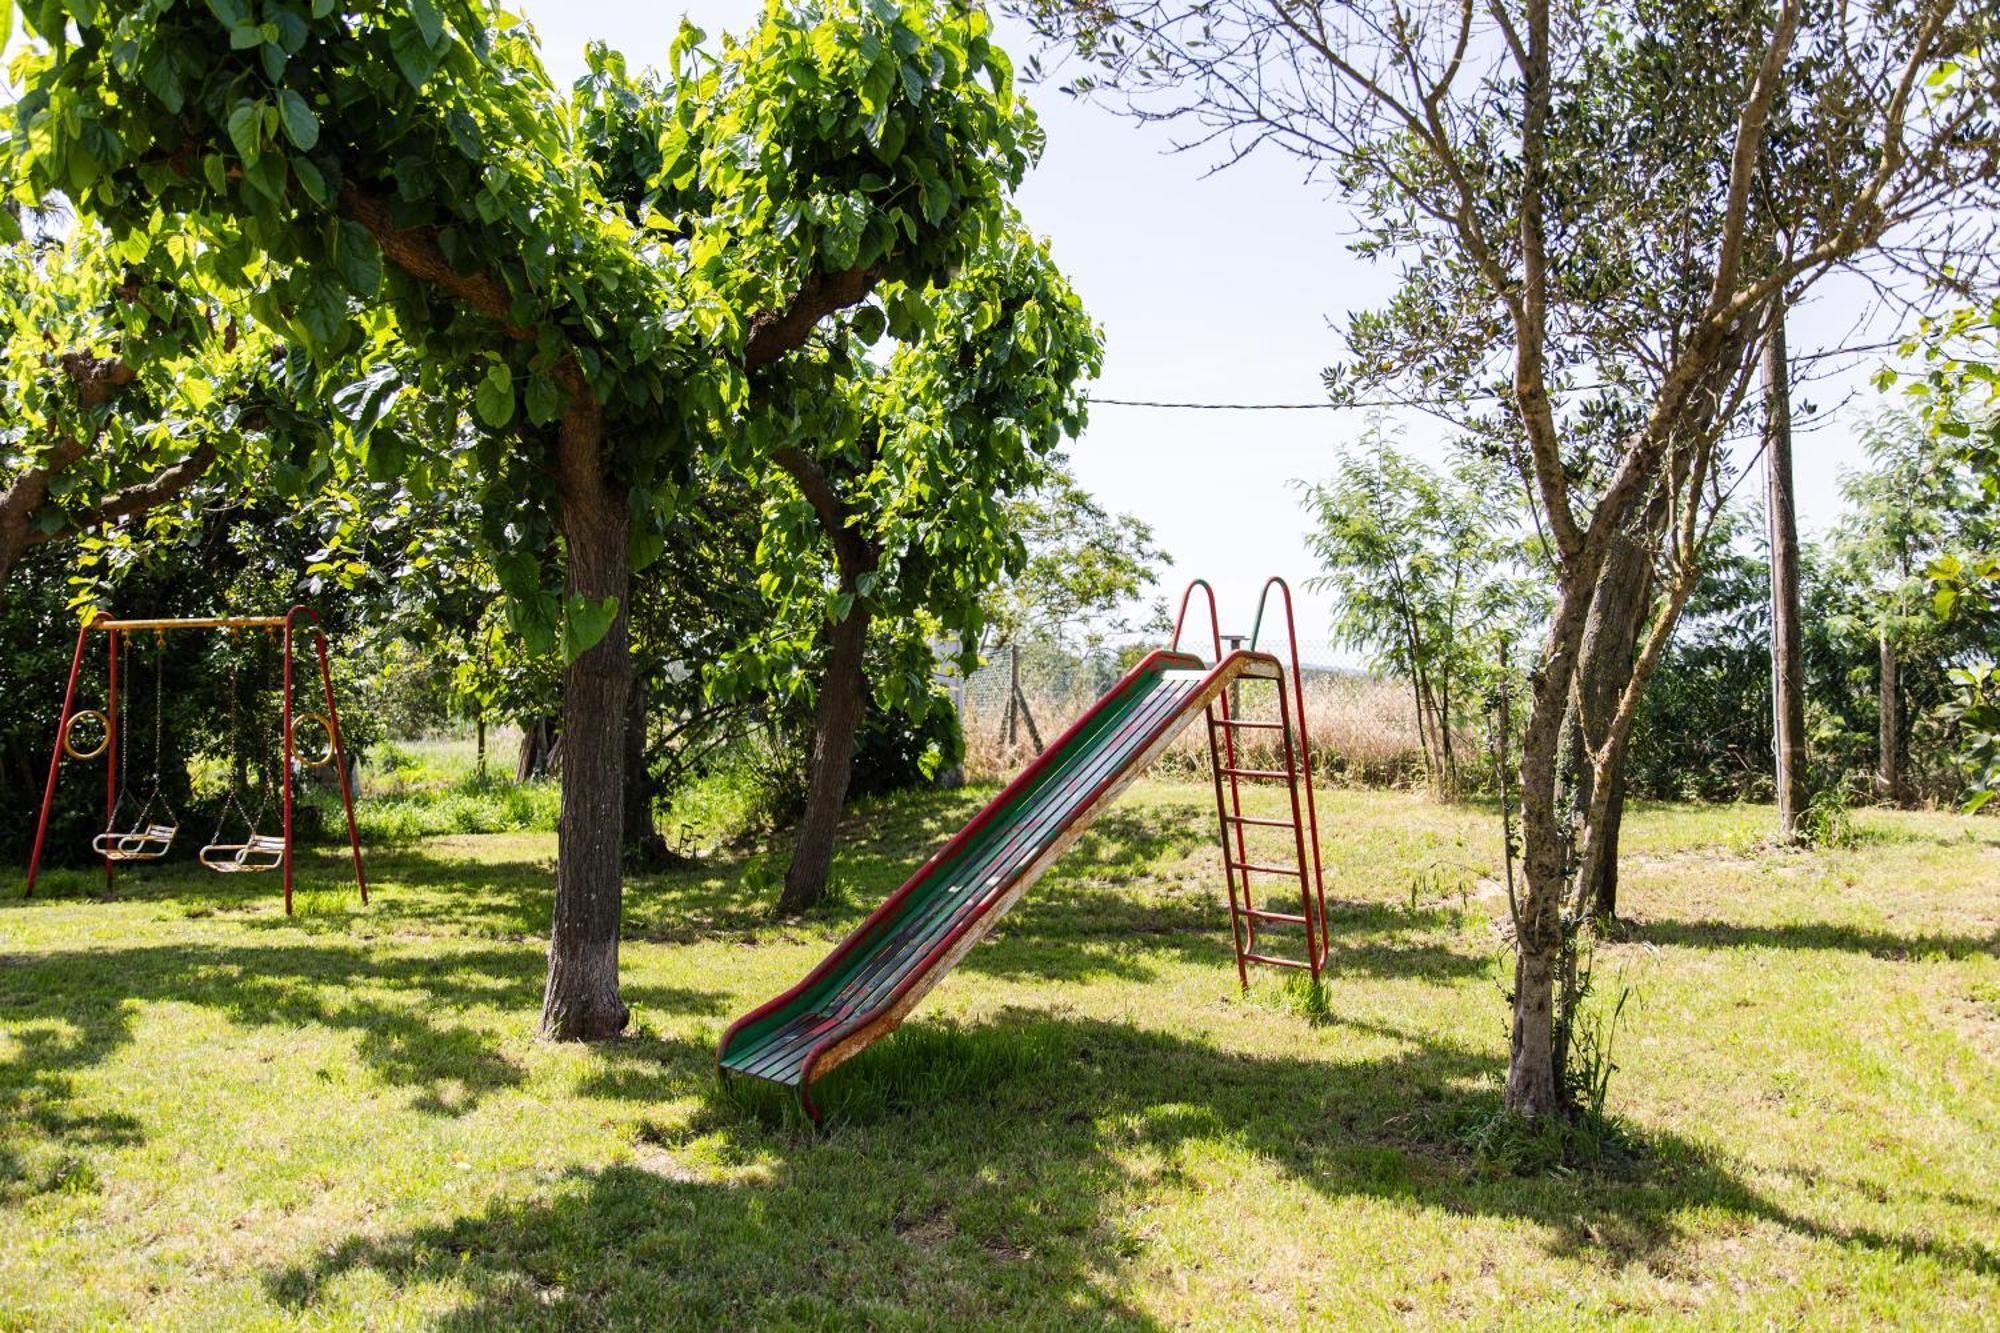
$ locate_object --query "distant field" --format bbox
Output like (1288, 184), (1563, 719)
(2, 783), (1995, 1327)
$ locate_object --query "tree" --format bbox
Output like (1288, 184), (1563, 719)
(8, 0), (1046, 1037)
(727, 226), (1102, 913)
(1020, 0), (2000, 1119)
(1763, 308), (1807, 839)
(1827, 411), (1988, 804)
(1893, 297), (2000, 808)
(1299, 419), (1528, 800)
(984, 463), (1165, 652)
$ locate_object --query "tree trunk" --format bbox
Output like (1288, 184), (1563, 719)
(1764, 310), (1807, 839)
(779, 598), (872, 914)
(1506, 573), (1599, 1123)
(475, 711), (487, 778)
(622, 664), (671, 869)
(1877, 629), (1902, 805)
(540, 395), (632, 1042)
(1574, 530), (1652, 922)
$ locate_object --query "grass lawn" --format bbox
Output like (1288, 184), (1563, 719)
(2, 782), (1996, 1328)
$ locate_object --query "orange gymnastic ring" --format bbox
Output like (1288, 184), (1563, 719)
(62, 709), (110, 761)
(290, 712), (336, 768)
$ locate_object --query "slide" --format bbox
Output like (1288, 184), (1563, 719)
(718, 646), (1286, 1117)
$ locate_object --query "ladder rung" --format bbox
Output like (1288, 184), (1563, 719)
(1213, 718), (1284, 731)
(1217, 766), (1292, 781)
(1241, 952), (1315, 970)
(1228, 860), (1305, 877)
(1244, 908), (1308, 923)
(1221, 814), (1296, 829)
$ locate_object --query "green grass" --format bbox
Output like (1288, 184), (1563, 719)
(1, 784), (1995, 1328)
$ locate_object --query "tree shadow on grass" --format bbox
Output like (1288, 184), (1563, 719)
(258, 1008), (1996, 1327)
(0, 938), (726, 1201)
(1625, 915), (1999, 961)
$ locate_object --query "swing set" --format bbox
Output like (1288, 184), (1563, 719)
(25, 606), (367, 915)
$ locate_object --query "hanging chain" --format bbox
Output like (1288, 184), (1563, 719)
(213, 628), (246, 842)
(114, 634), (132, 817)
(150, 631), (177, 825)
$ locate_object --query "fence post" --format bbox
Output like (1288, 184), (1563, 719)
(1004, 644), (1019, 749)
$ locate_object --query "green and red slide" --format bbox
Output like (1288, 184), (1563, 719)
(717, 645), (1286, 1119)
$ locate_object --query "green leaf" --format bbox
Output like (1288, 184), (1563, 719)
(335, 219), (382, 296)
(506, 590), (560, 658)
(140, 53), (184, 113)
(277, 89), (319, 150)
(563, 595), (619, 663)
(389, 21), (441, 90)
(293, 154), (329, 205)
(475, 362), (516, 427)
(851, 304), (886, 345)
(226, 99), (263, 162)
(0, 1), (11, 53)
(410, 0), (444, 48)
(524, 372), (562, 426)
(243, 150), (289, 201)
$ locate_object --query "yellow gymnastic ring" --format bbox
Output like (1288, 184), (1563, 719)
(291, 712), (336, 768)
(62, 709), (110, 761)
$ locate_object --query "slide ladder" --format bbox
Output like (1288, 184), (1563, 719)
(1199, 578), (1330, 982)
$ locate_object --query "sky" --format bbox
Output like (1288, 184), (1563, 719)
(506, 0), (1918, 660)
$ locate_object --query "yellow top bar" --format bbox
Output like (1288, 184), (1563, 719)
(91, 616), (290, 631)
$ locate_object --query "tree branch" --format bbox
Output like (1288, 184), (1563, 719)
(744, 266), (882, 371)
(771, 443), (877, 585)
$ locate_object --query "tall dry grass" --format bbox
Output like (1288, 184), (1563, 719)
(961, 671), (1428, 789)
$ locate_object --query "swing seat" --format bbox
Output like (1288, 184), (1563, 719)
(200, 833), (286, 873)
(93, 822), (178, 861)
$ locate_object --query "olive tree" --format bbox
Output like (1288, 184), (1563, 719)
(6, 0), (1044, 1036)
(1020, 0), (2000, 1119)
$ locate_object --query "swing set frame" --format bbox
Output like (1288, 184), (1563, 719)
(24, 605), (368, 915)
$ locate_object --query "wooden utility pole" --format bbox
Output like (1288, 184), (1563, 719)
(1763, 304), (1808, 840)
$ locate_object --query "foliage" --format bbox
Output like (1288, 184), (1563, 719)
(0, 217), (299, 593)
(1624, 513), (1772, 802)
(1883, 297), (2000, 809)
(729, 224), (1103, 715)
(4, 0), (1041, 651)
(1300, 417), (1533, 799)
(982, 462), (1164, 651)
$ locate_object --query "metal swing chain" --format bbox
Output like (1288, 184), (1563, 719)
(243, 629), (282, 833)
(148, 631), (177, 825)
(110, 636), (134, 826)
(212, 630), (250, 843)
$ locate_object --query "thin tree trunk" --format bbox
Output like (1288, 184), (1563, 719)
(1764, 309), (1807, 839)
(780, 598), (873, 914)
(1877, 629), (1902, 805)
(1506, 575), (1598, 1122)
(622, 664), (671, 868)
(475, 711), (487, 778)
(1575, 530), (1652, 922)
(540, 395), (632, 1042)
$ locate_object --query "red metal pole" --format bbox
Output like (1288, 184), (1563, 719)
(26, 618), (97, 897)
(1274, 677), (1320, 978)
(1253, 577), (1329, 959)
(281, 616), (296, 916)
(303, 610), (368, 904)
(104, 629), (118, 891)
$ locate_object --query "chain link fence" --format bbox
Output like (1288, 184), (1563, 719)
(939, 639), (1428, 787)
